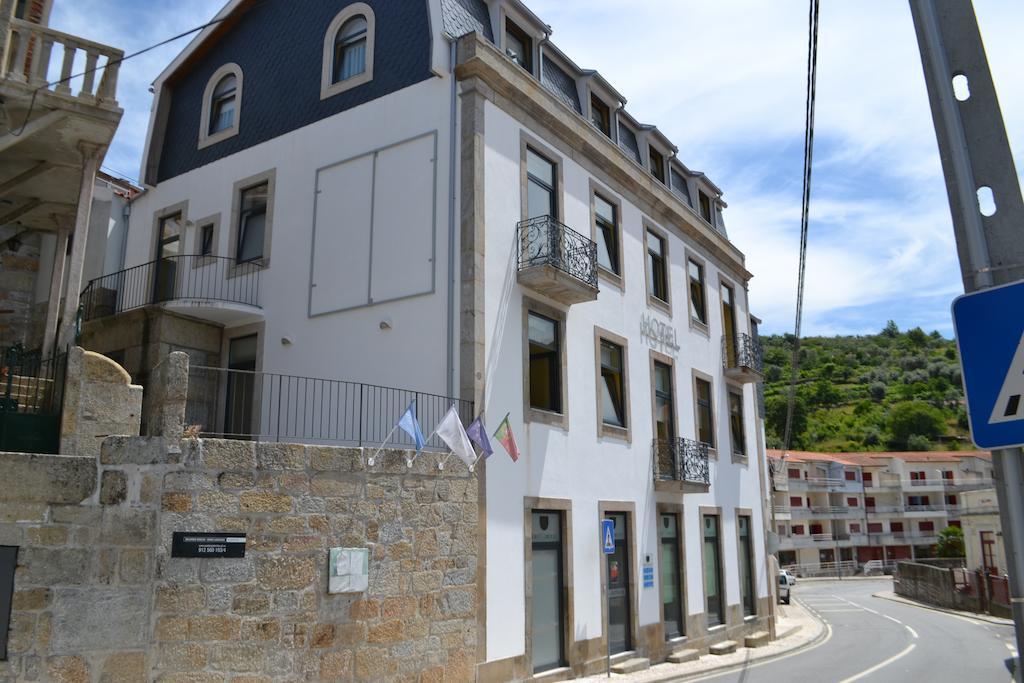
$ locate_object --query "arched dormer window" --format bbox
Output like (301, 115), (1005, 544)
(321, 3), (375, 100)
(199, 63), (243, 149)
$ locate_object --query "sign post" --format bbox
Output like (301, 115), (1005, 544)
(601, 519), (615, 678)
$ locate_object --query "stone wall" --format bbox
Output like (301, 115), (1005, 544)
(0, 438), (478, 682)
(59, 348), (143, 460)
(0, 230), (42, 349)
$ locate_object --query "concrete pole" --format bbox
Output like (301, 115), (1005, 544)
(56, 144), (101, 351)
(40, 226), (68, 357)
(910, 2), (1024, 679)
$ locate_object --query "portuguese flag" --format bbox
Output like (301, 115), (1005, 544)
(492, 413), (520, 462)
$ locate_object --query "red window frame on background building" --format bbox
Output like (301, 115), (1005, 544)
(788, 468), (800, 479)
(863, 472), (873, 485)
(847, 497), (858, 507)
(845, 471), (856, 481)
(850, 523), (861, 533)
(919, 521), (935, 532)
(790, 496), (802, 507)
(865, 497), (876, 509)
(793, 525), (805, 535)
(868, 523), (883, 533)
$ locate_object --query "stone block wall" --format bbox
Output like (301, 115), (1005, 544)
(0, 438), (478, 682)
(59, 348), (143, 460)
(0, 231), (42, 349)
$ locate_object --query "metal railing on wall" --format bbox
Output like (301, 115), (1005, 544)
(0, 345), (66, 415)
(652, 437), (710, 485)
(80, 256), (262, 322)
(722, 332), (764, 372)
(516, 216), (599, 288)
(185, 365), (473, 452)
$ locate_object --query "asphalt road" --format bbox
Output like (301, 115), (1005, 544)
(691, 578), (1016, 683)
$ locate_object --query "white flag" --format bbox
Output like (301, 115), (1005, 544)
(435, 405), (476, 468)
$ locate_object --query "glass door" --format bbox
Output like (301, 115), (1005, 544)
(703, 515), (723, 627)
(606, 512), (632, 654)
(738, 516), (755, 617)
(721, 284), (737, 366)
(660, 513), (684, 639)
(224, 335), (257, 437)
(531, 511), (566, 672)
(153, 214), (181, 303)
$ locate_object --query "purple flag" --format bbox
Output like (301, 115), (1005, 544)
(466, 416), (494, 458)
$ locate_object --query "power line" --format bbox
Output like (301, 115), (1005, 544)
(782, 0), (821, 453)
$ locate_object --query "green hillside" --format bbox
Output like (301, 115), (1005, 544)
(761, 321), (970, 453)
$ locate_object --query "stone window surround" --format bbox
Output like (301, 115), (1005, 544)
(523, 497), (575, 674)
(698, 506), (727, 630)
(643, 220), (672, 317)
(198, 62), (243, 150)
(320, 2), (376, 101)
(734, 507), (758, 619)
(587, 90), (615, 141)
(656, 502), (689, 644)
(228, 168), (276, 273)
(589, 178), (624, 289)
(598, 501), (640, 658)
(684, 248), (710, 337)
(691, 368), (717, 459)
(215, 320), (266, 434)
(648, 348), (677, 441)
(647, 141), (670, 185)
(519, 131), (565, 223)
(190, 212), (221, 268)
(727, 383), (749, 466)
(522, 297), (568, 430)
(593, 326), (631, 443)
(151, 201), (190, 287)
(499, 6), (545, 78)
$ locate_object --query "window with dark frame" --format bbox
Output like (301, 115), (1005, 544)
(728, 389), (745, 455)
(590, 95), (611, 137)
(699, 191), (713, 223)
(703, 514), (724, 627)
(653, 361), (674, 442)
(594, 194), (619, 275)
(649, 146), (666, 183)
(526, 147), (557, 220)
(208, 74), (237, 135)
(505, 20), (533, 72)
(695, 378), (714, 448)
(599, 339), (626, 429)
(199, 223), (214, 256)
(333, 15), (368, 83)
(738, 516), (755, 617)
(647, 230), (668, 303)
(688, 259), (707, 325)
(236, 182), (268, 263)
(0, 545), (16, 661)
(528, 312), (561, 413)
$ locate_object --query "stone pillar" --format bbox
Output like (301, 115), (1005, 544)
(57, 144), (102, 350)
(41, 226), (68, 357)
(0, 0), (16, 67)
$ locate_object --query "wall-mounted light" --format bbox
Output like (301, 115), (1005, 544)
(281, 336), (293, 346)
(379, 318), (392, 331)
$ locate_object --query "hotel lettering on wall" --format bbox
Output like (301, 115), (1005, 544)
(640, 314), (679, 355)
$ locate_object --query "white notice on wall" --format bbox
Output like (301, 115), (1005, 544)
(328, 547), (369, 594)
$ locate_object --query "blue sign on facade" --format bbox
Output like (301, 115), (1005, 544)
(952, 279), (1024, 449)
(642, 565), (655, 589)
(601, 519), (615, 555)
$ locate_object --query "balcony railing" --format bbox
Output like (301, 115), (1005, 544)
(80, 256), (262, 322)
(516, 216), (598, 305)
(652, 437), (710, 486)
(805, 476), (845, 488)
(866, 505), (905, 514)
(722, 332), (763, 382)
(4, 18), (122, 104)
(903, 504), (946, 513)
(185, 365), (473, 451)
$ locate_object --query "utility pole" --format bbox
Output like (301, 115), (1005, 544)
(909, 2), (1024, 679)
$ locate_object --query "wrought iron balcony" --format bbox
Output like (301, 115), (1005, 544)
(652, 437), (710, 488)
(517, 216), (598, 305)
(80, 255), (262, 325)
(722, 332), (763, 383)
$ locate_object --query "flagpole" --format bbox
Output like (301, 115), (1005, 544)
(367, 423), (399, 466)
(407, 428), (438, 468)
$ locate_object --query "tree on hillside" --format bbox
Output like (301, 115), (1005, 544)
(888, 400), (945, 447)
(936, 525), (965, 559)
(882, 320), (900, 338)
(766, 394), (808, 448)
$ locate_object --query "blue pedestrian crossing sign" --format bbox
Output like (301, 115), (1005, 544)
(952, 279), (1024, 449)
(601, 519), (615, 555)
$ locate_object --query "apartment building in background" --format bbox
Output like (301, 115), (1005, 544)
(62, 0), (775, 678)
(769, 449), (995, 570)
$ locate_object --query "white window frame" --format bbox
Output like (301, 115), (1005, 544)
(198, 63), (243, 149)
(320, 3), (376, 101)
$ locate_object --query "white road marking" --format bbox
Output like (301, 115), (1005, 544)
(817, 608), (865, 613)
(836, 643), (917, 683)
(905, 625), (919, 639)
(883, 614), (903, 625)
(683, 622), (834, 682)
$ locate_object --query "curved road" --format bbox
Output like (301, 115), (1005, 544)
(690, 578), (1015, 682)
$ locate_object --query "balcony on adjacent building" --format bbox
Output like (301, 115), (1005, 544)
(516, 216), (598, 305)
(80, 256), (264, 326)
(652, 437), (710, 491)
(722, 332), (763, 383)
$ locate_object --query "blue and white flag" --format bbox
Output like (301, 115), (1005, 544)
(397, 400), (427, 452)
(466, 416), (493, 458)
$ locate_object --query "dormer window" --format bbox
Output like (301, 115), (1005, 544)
(649, 147), (666, 184)
(198, 63), (243, 149)
(333, 16), (367, 83)
(505, 21), (533, 73)
(321, 4), (375, 100)
(590, 95), (611, 137)
(698, 191), (713, 224)
(209, 75), (237, 135)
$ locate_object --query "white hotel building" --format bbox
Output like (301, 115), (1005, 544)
(79, 0), (774, 678)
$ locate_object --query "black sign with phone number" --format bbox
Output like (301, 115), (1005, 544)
(171, 532), (247, 558)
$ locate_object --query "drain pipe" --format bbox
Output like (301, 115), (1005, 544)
(445, 36), (457, 400)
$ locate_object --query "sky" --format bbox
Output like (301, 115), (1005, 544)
(50, 0), (1024, 338)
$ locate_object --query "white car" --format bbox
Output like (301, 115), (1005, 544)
(781, 569), (797, 585)
(778, 571), (794, 604)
